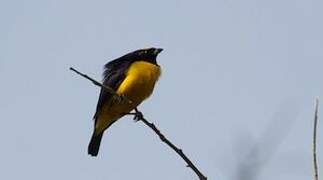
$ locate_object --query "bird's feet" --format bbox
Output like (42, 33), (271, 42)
(133, 108), (143, 122)
(133, 111), (143, 122)
(122, 108), (143, 122)
(112, 94), (127, 104)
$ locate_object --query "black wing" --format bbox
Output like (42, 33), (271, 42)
(93, 56), (132, 121)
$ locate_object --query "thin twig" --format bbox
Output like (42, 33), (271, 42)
(133, 108), (207, 180)
(69, 67), (132, 103)
(70, 67), (207, 180)
(313, 98), (319, 180)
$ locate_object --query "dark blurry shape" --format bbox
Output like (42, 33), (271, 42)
(232, 99), (300, 180)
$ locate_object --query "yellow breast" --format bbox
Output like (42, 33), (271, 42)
(117, 61), (161, 103)
(95, 61), (161, 132)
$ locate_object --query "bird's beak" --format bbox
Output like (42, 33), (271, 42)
(154, 48), (163, 55)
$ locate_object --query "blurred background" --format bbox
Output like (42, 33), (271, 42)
(1, 0), (323, 179)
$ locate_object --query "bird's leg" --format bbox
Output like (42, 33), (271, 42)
(133, 108), (143, 122)
(122, 108), (143, 122)
(112, 94), (121, 104)
(112, 94), (127, 104)
(120, 94), (131, 104)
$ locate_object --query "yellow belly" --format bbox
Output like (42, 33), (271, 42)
(95, 61), (161, 133)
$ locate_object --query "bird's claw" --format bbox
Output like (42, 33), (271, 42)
(113, 94), (127, 104)
(133, 111), (143, 122)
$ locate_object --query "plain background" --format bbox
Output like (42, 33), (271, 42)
(1, 0), (323, 179)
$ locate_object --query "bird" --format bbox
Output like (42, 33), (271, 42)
(88, 47), (163, 156)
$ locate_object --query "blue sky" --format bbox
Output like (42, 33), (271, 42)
(1, 0), (323, 179)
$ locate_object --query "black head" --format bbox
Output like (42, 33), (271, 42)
(128, 47), (163, 65)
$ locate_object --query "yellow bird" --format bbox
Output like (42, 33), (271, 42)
(88, 47), (163, 156)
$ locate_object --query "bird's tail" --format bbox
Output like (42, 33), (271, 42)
(88, 131), (103, 157)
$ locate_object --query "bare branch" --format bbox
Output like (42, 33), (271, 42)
(313, 98), (319, 180)
(70, 67), (207, 180)
(69, 67), (132, 103)
(131, 108), (207, 180)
